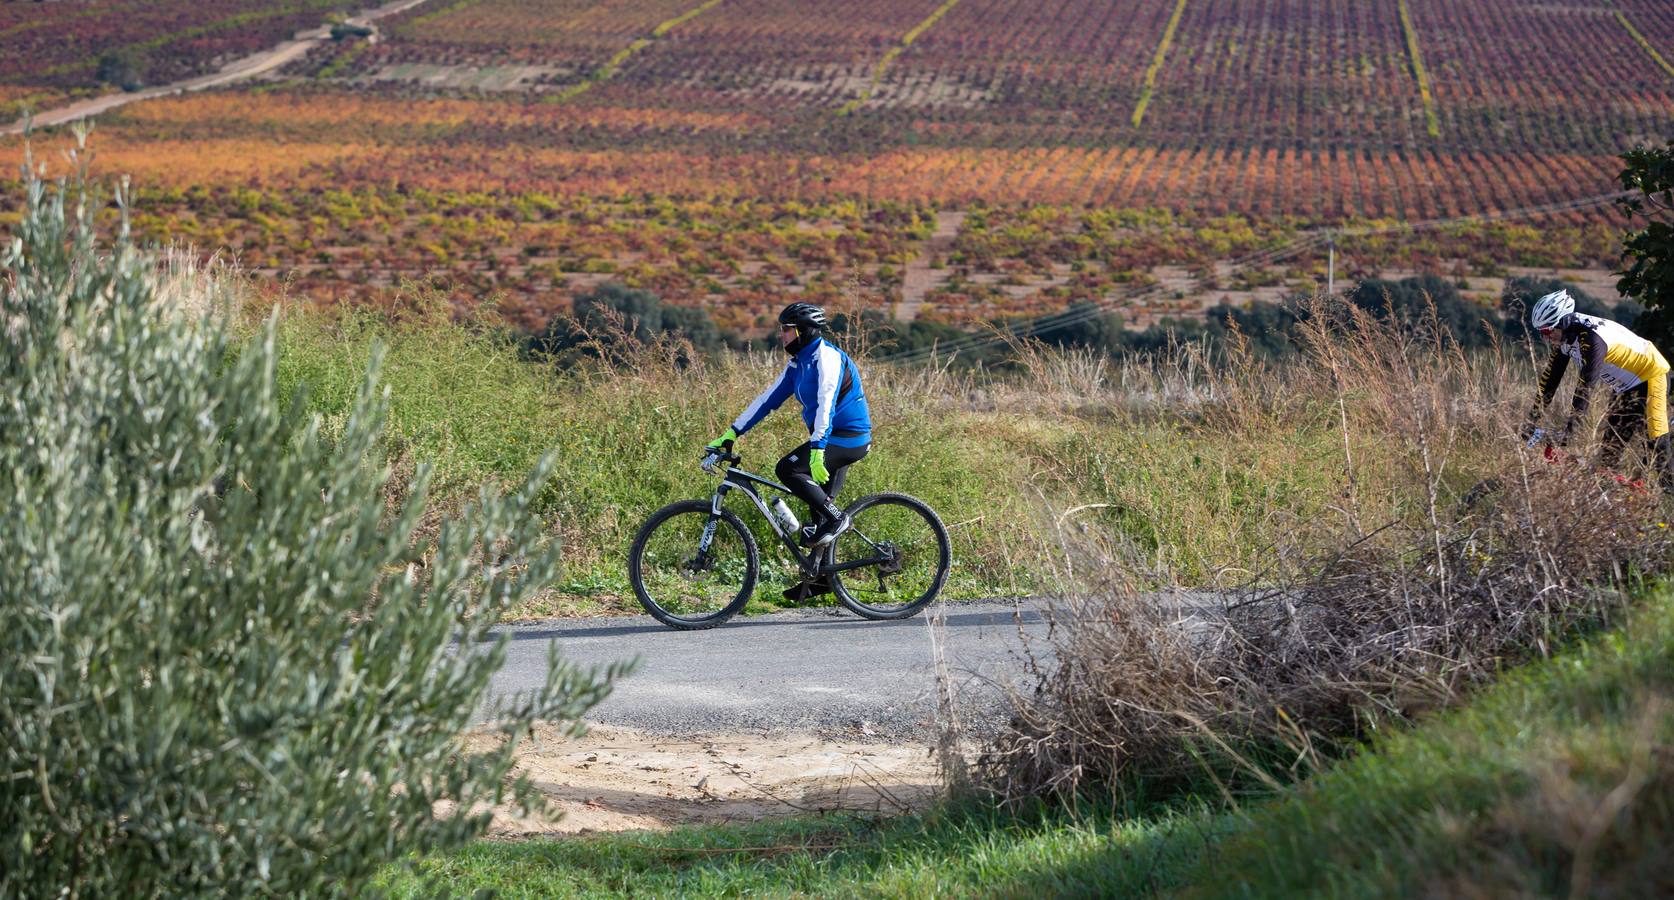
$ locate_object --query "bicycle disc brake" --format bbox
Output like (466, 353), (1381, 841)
(682, 552), (715, 576)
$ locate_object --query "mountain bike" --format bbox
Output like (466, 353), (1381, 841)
(1460, 427), (1651, 519)
(627, 448), (951, 630)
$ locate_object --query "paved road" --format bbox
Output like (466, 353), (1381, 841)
(481, 599), (1051, 741)
(3, 0), (433, 136)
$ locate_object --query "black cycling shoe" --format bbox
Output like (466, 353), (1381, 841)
(810, 513), (851, 548)
(798, 524), (819, 547)
(782, 576), (833, 602)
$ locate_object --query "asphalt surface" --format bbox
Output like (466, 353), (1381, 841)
(481, 599), (1052, 741)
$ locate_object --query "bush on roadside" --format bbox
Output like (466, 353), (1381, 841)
(529, 282), (729, 365)
(1500, 275), (1643, 342)
(980, 298), (1674, 802)
(0, 147), (623, 896)
(95, 50), (146, 91)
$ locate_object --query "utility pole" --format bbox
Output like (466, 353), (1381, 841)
(1326, 231), (1336, 297)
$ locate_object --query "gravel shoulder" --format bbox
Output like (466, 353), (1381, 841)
(456, 722), (951, 836)
(470, 598), (1048, 834)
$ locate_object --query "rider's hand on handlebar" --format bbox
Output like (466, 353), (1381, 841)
(706, 427), (737, 452)
(701, 443), (740, 475)
(702, 427), (737, 474)
(1522, 425), (1571, 450)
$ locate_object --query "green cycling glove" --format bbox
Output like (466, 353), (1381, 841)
(808, 448), (829, 485)
(707, 427), (738, 450)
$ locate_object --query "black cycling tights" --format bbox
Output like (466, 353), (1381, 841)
(776, 442), (870, 523)
(1600, 377), (1674, 480)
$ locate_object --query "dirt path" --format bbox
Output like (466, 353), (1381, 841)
(896, 210), (965, 322)
(454, 723), (948, 836)
(463, 600), (1049, 835)
(2, 0), (433, 137)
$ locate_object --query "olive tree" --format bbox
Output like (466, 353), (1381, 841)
(1, 150), (623, 896)
(1617, 140), (1674, 343)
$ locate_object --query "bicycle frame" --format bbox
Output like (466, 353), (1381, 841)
(704, 461), (892, 577)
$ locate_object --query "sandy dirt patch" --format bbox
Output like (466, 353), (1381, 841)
(458, 723), (949, 837)
(360, 63), (568, 92)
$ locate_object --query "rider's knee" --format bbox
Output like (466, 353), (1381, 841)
(774, 453), (802, 483)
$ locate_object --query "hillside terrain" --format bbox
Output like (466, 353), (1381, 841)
(6, 74), (1673, 891)
(0, 0), (385, 113)
(3, 0), (1669, 333)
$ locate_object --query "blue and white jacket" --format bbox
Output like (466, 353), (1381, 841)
(731, 337), (872, 449)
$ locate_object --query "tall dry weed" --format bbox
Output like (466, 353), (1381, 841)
(150, 247), (245, 320)
(980, 295), (1674, 802)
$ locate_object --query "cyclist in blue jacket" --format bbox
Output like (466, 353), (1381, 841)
(707, 302), (872, 599)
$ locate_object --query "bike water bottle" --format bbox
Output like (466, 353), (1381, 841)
(771, 498), (800, 533)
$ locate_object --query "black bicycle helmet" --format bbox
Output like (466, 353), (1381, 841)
(778, 302), (828, 330)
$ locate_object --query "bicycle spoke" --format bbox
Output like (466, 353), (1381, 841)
(636, 509), (751, 621)
(831, 495), (949, 618)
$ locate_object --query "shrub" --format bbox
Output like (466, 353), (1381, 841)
(1616, 141), (1674, 346)
(1500, 275), (1643, 340)
(530, 282), (727, 364)
(979, 299), (1674, 802)
(95, 50), (146, 92)
(0, 152), (623, 895)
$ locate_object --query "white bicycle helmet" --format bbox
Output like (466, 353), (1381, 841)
(1529, 289), (1575, 332)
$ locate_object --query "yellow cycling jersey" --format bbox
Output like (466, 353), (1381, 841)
(1536, 313), (1671, 439)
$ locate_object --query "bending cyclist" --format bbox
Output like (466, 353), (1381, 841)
(1524, 288), (1673, 480)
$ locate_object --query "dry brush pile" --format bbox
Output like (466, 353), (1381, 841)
(980, 299), (1674, 802)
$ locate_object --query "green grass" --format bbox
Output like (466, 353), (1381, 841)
(265, 305), (1433, 617)
(1398, 0), (1441, 139)
(838, 0), (965, 116)
(551, 0), (725, 103)
(1131, 0), (1190, 128)
(1617, 11), (1674, 81)
(375, 796), (1239, 898)
(372, 585), (1674, 896)
(1190, 585), (1674, 897)
(262, 301), (1534, 618)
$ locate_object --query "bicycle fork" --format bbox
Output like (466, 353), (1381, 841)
(696, 490), (726, 557)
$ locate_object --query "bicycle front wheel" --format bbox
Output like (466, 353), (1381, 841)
(628, 500), (758, 630)
(830, 493), (951, 620)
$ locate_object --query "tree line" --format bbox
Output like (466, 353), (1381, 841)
(534, 140), (1673, 370)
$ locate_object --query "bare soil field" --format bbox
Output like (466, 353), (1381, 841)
(454, 724), (947, 837)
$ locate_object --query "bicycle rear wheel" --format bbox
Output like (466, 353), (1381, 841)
(628, 500), (758, 630)
(829, 493), (951, 620)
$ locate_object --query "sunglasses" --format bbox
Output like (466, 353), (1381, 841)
(780, 324), (798, 332)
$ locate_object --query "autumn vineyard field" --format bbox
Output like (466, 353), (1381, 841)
(3, 0), (1672, 334)
(0, 0), (383, 115)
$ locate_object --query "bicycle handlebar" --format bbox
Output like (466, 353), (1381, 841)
(700, 445), (741, 474)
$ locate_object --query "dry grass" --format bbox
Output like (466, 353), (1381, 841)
(978, 297), (1674, 802)
(150, 247), (246, 320)
(1430, 694), (1674, 899)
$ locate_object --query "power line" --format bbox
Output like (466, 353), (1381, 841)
(1335, 190), (1632, 238)
(874, 189), (1634, 365)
